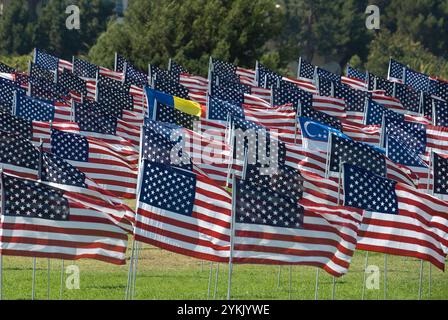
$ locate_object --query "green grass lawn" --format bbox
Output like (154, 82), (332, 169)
(1, 243), (447, 300)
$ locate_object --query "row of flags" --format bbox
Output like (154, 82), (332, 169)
(0, 48), (448, 278)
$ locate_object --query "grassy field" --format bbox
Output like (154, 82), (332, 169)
(1, 242), (447, 300)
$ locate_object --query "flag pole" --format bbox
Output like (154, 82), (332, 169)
(288, 266), (292, 300)
(32, 257), (36, 300)
(418, 260), (424, 300)
(47, 258), (51, 300)
(213, 263), (220, 299)
(59, 259), (64, 300)
(124, 237), (136, 300)
(314, 269), (319, 300)
(226, 149), (247, 300)
(131, 241), (140, 299)
(384, 254), (388, 300)
(276, 266), (281, 289)
(361, 251), (369, 300)
(207, 262), (213, 299)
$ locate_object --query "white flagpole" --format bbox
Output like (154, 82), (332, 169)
(124, 238), (136, 300)
(288, 266), (292, 300)
(226, 176), (237, 300)
(47, 258), (51, 300)
(131, 241), (140, 299)
(384, 254), (388, 300)
(32, 257), (36, 300)
(226, 149), (247, 300)
(418, 260), (424, 300)
(314, 268), (319, 300)
(59, 259), (64, 300)
(207, 262), (213, 299)
(213, 263), (220, 299)
(276, 266), (282, 289)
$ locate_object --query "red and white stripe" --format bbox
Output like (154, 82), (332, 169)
(312, 95), (346, 118)
(233, 200), (363, 277)
(0, 176), (128, 265)
(134, 170), (232, 262)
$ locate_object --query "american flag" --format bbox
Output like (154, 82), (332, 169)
(342, 163), (448, 270)
(50, 129), (138, 199)
(432, 99), (448, 127)
(56, 69), (87, 97)
(297, 57), (315, 80)
(433, 79), (448, 101)
(73, 102), (140, 148)
(405, 68), (430, 92)
(346, 65), (367, 82)
(142, 120), (234, 188)
(210, 58), (238, 80)
(168, 60), (189, 75)
(317, 76), (335, 97)
(394, 82), (421, 113)
(73, 57), (99, 79)
(334, 83), (371, 122)
(328, 134), (386, 177)
(0, 77), (25, 109)
(386, 135), (429, 190)
(316, 67), (341, 83)
(14, 92), (72, 122)
(232, 167), (363, 276)
(208, 96), (297, 131)
(28, 76), (70, 102)
(256, 63), (282, 88)
(96, 84), (134, 112)
(34, 48), (72, 72)
(150, 64), (179, 83)
(151, 101), (199, 130)
(124, 61), (148, 87)
(80, 99), (143, 127)
(388, 58), (406, 82)
(134, 160), (232, 262)
(212, 74), (251, 94)
(299, 104), (341, 131)
(420, 91), (435, 119)
(0, 61), (15, 74)
(373, 74), (395, 97)
(210, 85), (244, 106)
(29, 62), (56, 82)
(432, 152), (448, 200)
(0, 130), (134, 230)
(364, 99), (404, 125)
(154, 75), (189, 99)
(0, 173), (129, 264)
(382, 117), (427, 154)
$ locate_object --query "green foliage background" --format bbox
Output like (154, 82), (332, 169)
(0, 0), (447, 77)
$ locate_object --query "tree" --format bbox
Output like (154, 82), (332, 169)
(0, 0), (36, 55)
(362, 30), (448, 79)
(89, 0), (283, 76)
(34, 0), (115, 59)
(383, 0), (448, 58)
(276, 0), (374, 67)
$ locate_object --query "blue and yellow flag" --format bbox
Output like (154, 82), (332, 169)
(145, 86), (202, 118)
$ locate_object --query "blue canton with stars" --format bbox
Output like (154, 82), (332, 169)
(15, 93), (55, 122)
(51, 130), (89, 162)
(0, 110), (33, 140)
(208, 96), (245, 121)
(139, 160), (196, 217)
(34, 49), (59, 71)
(330, 134), (386, 176)
(386, 135), (427, 168)
(343, 163), (398, 215)
(0, 77), (25, 108)
(73, 57), (99, 79)
(142, 121), (192, 171)
(74, 102), (118, 135)
(3, 174), (70, 221)
(299, 104), (342, 131)
(41, 153), (87, 188)
(235, 177), (304, 229)
(272, 86), (312, 110)
(433, 99), (448, 127)
(347, 65), (366, 81)
(405, 68), (430, 92)
(334, 84), (371, 112)
(388, 59), (405, 81)
(298, 58), (315, 79)
(364, 99), (404, 125)
(382, 117), (427, 155)
(433, 152), (448, 195)
(0, 131), (39, 170)
(316, 67), (341, 84)
(394, 83), (420, 113)
(210, 84), (244, 106)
